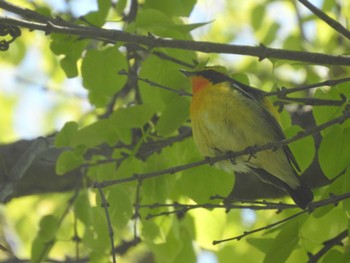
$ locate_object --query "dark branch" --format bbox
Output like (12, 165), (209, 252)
(298, 0), (350, 40)
(308, 229), (348, 263)
(118, 69), (192, 97)
(276, 97), (344, 106)
(0, 16), (349, 65)
(96, 186), (116, 263)
(266, 77), (350, 97)
(213, 191), (350, 244)
(213, 210), (306, 244)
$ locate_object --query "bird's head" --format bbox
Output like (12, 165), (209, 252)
(180, 66), (231, 94)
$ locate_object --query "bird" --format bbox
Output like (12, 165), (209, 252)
(181, 67), (314, 209)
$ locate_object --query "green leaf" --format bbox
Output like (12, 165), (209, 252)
(72, 119), (116, 147)
(87, 162), (117, 181)
(83, 207), (110, 252)
(109, 104), (155, 143)
(156, 96), (190, 136)
(115, 0), (127, 15)
(144, 0), (196, 17)
(131, 8), (196, 38)
(55, 121), (78, 147)
(74, 190), (92, 226)
(263, 221), (299, 263)
(35, 6), (51, 16)
(172, 227), (196, 263)
(89, 251), (109, 263)
(83, 0), (111, 27)
(283, 34), (303, 50)
(142, 172), (172, 204)
(322, 249), (346, 263)
(285, 125), (314, 172)
(139, 53), (193, 110)
(176, 164), (234, 204)
(148, 226), (182, 263)
(313, 88), (342, 126)
(31, 215), (59, 263)
(230, 73), (250, 85)
(38, 215), (59, 241)
(251, 4), (266, 31)
(31, 237), (54, 263)
(81, 46), (127, 107)
(190, 208), (227, 250)
(50, 35), (88, 78)
(56, 149), (85, 175)
(313, 177), (344, 218)
(247, 238), (274, 253)
(110, 104), (155, 128)
(60, 55), (79, 78)
(342, 169), (350, 212)
(107, 186), (133, 229)
(319, 125), (350, 179)
(262, 22), (280, 45)
(142, 219), (164, 243)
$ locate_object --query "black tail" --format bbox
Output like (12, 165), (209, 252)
(251, 168), (314, 209)
(285, 181), (314, 209)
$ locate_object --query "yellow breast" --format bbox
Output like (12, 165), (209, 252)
(190, 82), (299, 188)
(191, 82), (259, 155)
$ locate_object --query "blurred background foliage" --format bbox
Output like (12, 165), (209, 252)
(1, 0), (350, 262)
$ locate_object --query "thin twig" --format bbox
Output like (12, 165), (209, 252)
(277, 97), (344, 106)
(118, 69), (192, 97)
(133, 180), (142, 241)
(152, 50), (196, 68)
(96, 186), (117, 263)
(308, 229), (348, 263)
(213, 210), (307, 244)
(213, 191), (350, 244)
(266, 77), (350, 97)
(298, 0), (350, 40)
(142, 201), (295, 219)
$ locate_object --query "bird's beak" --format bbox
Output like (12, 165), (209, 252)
(179, 69), (196, 77)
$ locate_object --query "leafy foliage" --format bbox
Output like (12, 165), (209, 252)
(1, 0), (350, 263)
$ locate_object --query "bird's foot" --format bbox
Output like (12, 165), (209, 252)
(226, 151), (236, 165)
(244, 145), (258, 162)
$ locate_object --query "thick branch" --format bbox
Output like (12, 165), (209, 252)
(0, 17), (349, 66)
(0, 137), (51, 202)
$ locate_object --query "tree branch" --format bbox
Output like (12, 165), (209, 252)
(298, 0), (350, 40)
(0, 16), (349, 66)
(0, 137), (51, 202)
(142, 201), (295, 219)
(266, 77), (350, 97)
(213, 210), (307, 244)
(308, 229), (348, 263)
(96, 186), (116, 263)
(213, 190), (350, 244)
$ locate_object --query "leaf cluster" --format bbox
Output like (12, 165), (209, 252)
(1, 0), (350, 263)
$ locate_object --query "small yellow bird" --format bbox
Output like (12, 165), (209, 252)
(182, 67), (313, 209)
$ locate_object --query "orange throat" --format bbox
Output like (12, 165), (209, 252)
(191, 76), (211, 94)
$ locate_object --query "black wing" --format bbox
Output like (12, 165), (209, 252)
(228, 78), (301, 172)
(260, 103), (301, 172)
